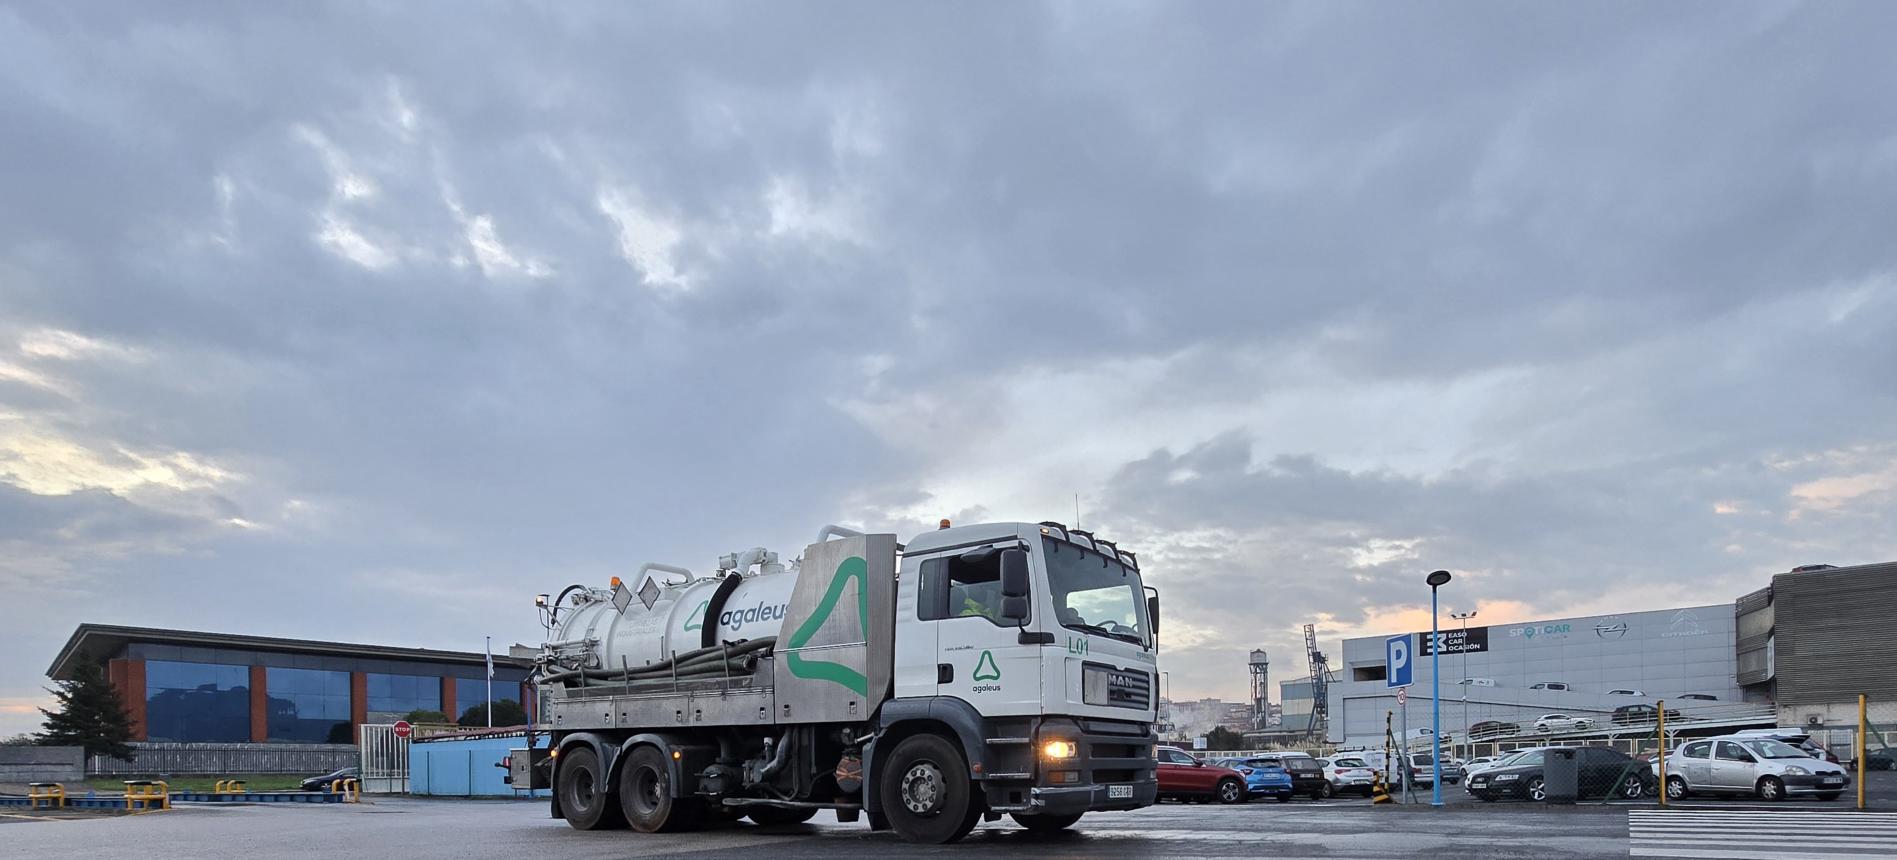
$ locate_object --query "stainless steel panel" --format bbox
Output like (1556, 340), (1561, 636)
(772, 534), (896, 723)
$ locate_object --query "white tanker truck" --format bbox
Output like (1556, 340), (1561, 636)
(516, 521), (1160, 844)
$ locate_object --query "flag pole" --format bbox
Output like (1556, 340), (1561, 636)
(485, 635), (494, 729)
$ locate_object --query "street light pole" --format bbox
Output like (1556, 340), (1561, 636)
(1425, 570), (1452, 808)
(1451, 610), (1477, 758)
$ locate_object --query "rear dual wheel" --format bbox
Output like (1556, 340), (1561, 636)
(558, 747), (626, 831)
(619, 745), (703, 833)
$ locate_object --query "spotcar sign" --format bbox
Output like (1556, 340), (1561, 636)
(1385, 634), (1413, 688)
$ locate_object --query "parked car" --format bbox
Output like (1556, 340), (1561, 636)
(1462, 677), (1496, 687)
(1469, 720), (1521, 741)
(1466, 747), (1652, 802)
(1730, 729), (1839, 764)
(1249, 753), (1331, 799)
(1156, 746), (1249, 804)
(299, 766), (360, 792)
(1316, 755), (1378, 797)
(1659, 737), (1849, 801)
(1676, 693), (1719, 701)
(1156, 746), (1248, 804)
(1211, 757), (1296, 802)
(1605, 689), (1647, 697)
(1528, 682), (1571, 692)
(1612, 704), (1682, 726)
(1866, 749), (1896, 771)
(1533, 713), (1596, 733)
(1397, 753), (1461, 788)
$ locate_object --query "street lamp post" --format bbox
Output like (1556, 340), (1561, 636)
(1451, 610), (1478, 758)
(1425, 570), (1452, 808)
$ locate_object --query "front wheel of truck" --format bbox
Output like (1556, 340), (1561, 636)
(880, 734), (982, 844)
(1011, 812), (1083, 832)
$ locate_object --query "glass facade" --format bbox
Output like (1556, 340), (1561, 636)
(145, 661), (250, 743)
(454, 676), (517, 722)
(266, 667), (352, 743)
(366, 672), (441, 720)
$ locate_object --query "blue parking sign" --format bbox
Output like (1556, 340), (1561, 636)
(1386, 634), (1413, 688)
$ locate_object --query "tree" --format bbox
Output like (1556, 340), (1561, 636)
(403, 709), (451, 724)
(39, 660), (135, 761)
(1, 733), (38, 746)
(458, 699), (527, 728)
(1204, 726), (1247, 751)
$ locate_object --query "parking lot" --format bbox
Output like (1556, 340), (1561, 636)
(4, 774), (1894, 860)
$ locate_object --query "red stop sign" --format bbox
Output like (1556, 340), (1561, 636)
(392, 720), (413, 738)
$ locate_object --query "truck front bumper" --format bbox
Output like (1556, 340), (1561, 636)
(1027, 780), (1159, 815)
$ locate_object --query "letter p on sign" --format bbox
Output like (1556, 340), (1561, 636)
(1385, 634), (1413, 688)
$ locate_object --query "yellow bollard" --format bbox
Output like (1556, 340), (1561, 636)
(123, 780), (170, 811)
(28, 783), (65, 810)
(1371, 773), (1393, 804)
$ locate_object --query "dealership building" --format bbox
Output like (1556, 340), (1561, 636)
(48, 624), (534, 746)
(1315, 559), (1896, 750)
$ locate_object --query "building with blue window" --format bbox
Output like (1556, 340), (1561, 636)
(47, 624), (534, 746)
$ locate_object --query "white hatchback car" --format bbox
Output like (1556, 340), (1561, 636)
(1659, 737), (1850, 801)
(1533, 713), (1596, 733)
(1315, 755), (1378, 797)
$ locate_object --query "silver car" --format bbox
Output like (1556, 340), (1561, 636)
(1658, 737), (1850, 801)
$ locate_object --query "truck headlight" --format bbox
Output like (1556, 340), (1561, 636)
(1042, 740), (1077, 759)
(1781, 766), (1810, 776)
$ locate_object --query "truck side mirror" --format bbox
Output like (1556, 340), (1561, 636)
(1000, 596), (1030, 623)
(1147, 593), (1161, 636)
(1000, 549), (1029, 597)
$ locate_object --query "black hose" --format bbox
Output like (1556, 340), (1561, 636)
(537, 636), (777, 684)
(549, 584), (587, 626)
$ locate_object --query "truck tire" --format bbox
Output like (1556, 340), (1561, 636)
(558, 747), (626, 830)
(619, 745), (701, 832)
(879, 733), (982, 844)
(1011, 812), (1083, 832)
(747, 806), (819, 826)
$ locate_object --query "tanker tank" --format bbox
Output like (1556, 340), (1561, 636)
(536, 547), (796, 687)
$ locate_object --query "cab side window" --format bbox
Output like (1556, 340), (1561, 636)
(917, 551), (1015, 625)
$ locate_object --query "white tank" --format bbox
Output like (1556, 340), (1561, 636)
(551, 560), (798, 675)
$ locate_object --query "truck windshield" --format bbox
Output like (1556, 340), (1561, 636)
(1043, 538), (1149, 646)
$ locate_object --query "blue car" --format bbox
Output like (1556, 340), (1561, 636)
(1213, 757), (1296, 802)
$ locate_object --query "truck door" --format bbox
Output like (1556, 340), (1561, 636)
(915, 544), (1042, 714)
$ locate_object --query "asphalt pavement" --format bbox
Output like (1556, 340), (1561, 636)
(1, 773), (1891, 859)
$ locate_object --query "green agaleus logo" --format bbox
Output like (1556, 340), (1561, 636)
(973, 650), (1001, 681)
(785, 556), (869, 695)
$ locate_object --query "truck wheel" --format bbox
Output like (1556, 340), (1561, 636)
(747, 806), (818, 826)
(1011, 812), (1083, 832)
(879, 734), (982, 844)
(558, 747), (626, 830)
(619, 745), (700, 832)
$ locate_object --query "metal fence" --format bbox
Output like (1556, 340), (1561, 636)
(88, 742), (357, 775)
(358, 723), (410, 794)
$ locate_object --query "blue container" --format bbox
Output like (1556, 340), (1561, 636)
(409, 732), (550, 798)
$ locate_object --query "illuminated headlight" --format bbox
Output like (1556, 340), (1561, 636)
(1494, 773), (1521, 782)
(1781, 766), (1810, 776)
(1042, 740), (1077, 760)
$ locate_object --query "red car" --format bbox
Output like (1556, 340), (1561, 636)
(1155, 745), (1248, 804)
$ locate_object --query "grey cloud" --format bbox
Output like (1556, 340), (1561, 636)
(2, 2), (1895, 730)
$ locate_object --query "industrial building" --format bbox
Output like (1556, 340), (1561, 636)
(1326, 604), (1744, 746)
(47, 624), (534, 748)
(1735, 560), (1897, 728)
(1312, 559), (1894, 751)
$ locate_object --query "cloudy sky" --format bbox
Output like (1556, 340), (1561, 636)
(3, 2), (1895, 736)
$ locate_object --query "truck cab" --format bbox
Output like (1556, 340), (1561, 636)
(888, 522), (1160, 826)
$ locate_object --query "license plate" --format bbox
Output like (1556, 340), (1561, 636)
(1107, 784), (1133, 799)
(1821, 777), (1842, 785)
